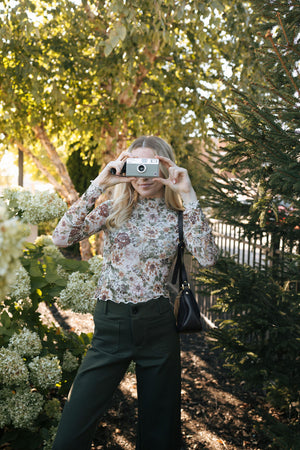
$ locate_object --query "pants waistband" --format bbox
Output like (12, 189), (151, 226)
(96, 296), (171, 317)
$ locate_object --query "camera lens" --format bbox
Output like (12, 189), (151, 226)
(137, 164), (146, 173)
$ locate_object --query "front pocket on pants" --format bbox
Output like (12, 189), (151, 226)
(92, 318), (120, 354)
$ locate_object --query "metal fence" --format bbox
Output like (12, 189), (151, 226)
(186, 219), (300, 329)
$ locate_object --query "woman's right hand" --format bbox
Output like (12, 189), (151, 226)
(92, 151), (135, 189)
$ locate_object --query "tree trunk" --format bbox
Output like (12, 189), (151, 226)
(80, 238), (93, 261)
(95, 230), (104, 256)
(18, 147), (23, 186)
(14, 139), (93, 260)
(33, 124), (79, 204)
(14, 140), (70, 200)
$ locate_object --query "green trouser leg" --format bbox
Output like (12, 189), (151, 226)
(52, 297), (181, 450)
(135, 353), (181, 450)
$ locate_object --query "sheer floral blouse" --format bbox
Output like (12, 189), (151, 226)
(52, 182), (218, 304)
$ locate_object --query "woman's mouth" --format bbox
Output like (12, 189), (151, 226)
(139, 182), (153, 188)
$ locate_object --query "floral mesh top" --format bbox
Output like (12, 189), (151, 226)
(52, 183), (218, 304)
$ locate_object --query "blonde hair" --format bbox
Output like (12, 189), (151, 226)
(106, 136), (183, 229)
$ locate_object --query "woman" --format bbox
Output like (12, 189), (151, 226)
(52, 136), (218, 450)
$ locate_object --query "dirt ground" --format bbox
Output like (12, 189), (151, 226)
(39, 304), (272, 450)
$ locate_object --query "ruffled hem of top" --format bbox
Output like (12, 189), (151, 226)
(95, 293), (170, 304)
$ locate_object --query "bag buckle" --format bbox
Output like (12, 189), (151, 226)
(181, 281), (190, 290)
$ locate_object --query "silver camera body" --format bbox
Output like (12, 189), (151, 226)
(124, 158), (160, 177)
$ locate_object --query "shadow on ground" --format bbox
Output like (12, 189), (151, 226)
(92, 333), (273, 450)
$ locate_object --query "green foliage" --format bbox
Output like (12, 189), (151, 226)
(0, 240), (94, 449)
(66, 140), (100, 195)
(20, 242), (89, 304)
(204, 1), (300, 233)
(0, 0), (262, 195)
(199, 6), (300, 440)
(198, 256), (300, 415)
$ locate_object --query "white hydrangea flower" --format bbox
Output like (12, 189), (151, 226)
(3, 188), (67, 224)
(34, 235), (54, 247)
(58, 272), (97, 314)
(62, 350), (79, 372)
(88, 255), (103, 276)
(7, 387), (44, 429)
(2, 186), (24, 212)
(0, 348), (29, 386)
(29, 356), (62, 390)
(56, 264), (69, 279)
(0, 204), (29, 300)
(42, 245), (63, 260)
(8, 328), (42, 358)
(8, 265), (31, 299)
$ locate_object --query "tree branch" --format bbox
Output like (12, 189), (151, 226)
(265, 30), (300, 96)
(11, 140), (70, 201)
(33, 125), (79, 204)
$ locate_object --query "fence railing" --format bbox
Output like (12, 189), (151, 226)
(186, 219), (300, 329)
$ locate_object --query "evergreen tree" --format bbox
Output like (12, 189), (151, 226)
(205, 1), (300, 241)
(197, 2), (300, 443)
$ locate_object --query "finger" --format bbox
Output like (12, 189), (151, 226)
(171, 166), (188, 180)
(168, 167), (182, 184)
(152, 177), (173, 187)
(117, 176), (136, 183)
(156, 155), (176, 168)
(117, 151), (130, 162)
(108, 160), (126, 175)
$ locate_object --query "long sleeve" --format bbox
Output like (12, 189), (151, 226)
(52, 183), (109, 247)
(183, 201), (218, 267)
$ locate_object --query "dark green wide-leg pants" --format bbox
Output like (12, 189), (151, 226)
(52, 297), (181, 450)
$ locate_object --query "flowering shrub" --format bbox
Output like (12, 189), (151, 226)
(58, 272), (97, 314)
(0, 203), (29, 299)
(34, 235), (54, 247)
(8, 327), (42, 357)
(0, 230), (96, 449)
(8, 265), (31, 300)
(0, 387), (44, 429)
(6, 387), (44, 429)
(29, 355), (62, 390)
(88, 254), (103, 275)
(2, 187), (67, 224)
(42, 244), (65, 260)
(0, 188), (101, 449)
(0, 348), (29, 385)
(57, 255), (102, 314)
(62, 350), (79, 372)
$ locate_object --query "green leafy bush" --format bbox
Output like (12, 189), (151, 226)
(197, 255), (300, 446)
(0, 238), (97, 449)
(0, 191), (101, 449)
(199, 256), (300, 411)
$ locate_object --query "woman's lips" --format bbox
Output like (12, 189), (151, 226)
(139, 182), (153, 188)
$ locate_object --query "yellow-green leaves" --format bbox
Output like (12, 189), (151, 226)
(104, 23), (127, 57)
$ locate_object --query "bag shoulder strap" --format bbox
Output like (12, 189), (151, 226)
(178, 209), (184, 244)
(172, 210), (189, 287)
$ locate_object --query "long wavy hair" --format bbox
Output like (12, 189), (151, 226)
(106, 136), (183, 229)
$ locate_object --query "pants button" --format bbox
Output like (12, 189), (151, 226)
(132, 306), (138, 314)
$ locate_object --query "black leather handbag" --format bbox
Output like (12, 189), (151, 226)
(171, 211), (202, 333)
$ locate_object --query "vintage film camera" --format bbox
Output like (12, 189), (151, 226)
(110, 158), (160, 177)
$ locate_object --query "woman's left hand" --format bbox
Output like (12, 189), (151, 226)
(154, 155), (198, 204)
